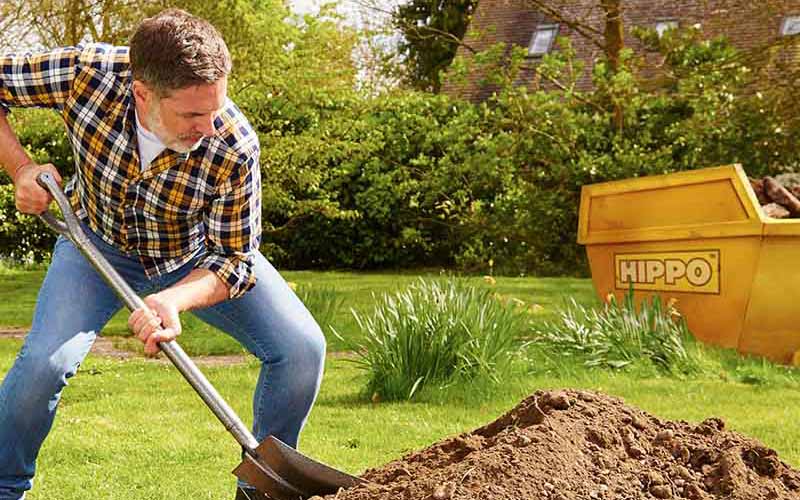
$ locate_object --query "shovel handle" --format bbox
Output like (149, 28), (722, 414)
(35, 172), (260, 452)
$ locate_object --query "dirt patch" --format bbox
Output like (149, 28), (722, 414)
(0, 329), (247, 366)
(327, 389), (800, 500)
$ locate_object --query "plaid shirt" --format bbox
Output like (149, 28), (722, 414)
(0, 44), (261, 299)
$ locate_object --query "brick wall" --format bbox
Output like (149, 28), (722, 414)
(443, 0), (800, 101)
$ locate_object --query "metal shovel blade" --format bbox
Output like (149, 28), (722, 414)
(234, 436), (364, 499)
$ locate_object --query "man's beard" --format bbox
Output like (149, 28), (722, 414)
(144, 103), (204, 154)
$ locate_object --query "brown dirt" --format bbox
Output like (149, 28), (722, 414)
(324, 389), (800, 500)
(0, 329), (247, 366)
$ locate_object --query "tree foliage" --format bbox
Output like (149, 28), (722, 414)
(391, 0), (478, 92)
(3, 2), (800, 277)
(0, 0), (154, 47)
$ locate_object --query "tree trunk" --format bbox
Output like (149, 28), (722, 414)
(601, 0), (624, 133)
(601, 0), (623, 72)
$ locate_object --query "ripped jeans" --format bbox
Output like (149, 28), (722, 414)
(0, 226), (325, 499)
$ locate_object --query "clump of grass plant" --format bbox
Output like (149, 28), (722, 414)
(712, 348), (800, 387)
(530, 288), (703, 375)
(296, 284), (345, 335)
(338, 277), (526, 401)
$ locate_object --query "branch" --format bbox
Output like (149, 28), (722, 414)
(520, 63), (606, 113)
(346, 0), (396, 19)
(399, 22), (480, 54)
(524, 0), (606, 51)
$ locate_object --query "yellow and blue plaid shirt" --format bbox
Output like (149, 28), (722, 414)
(0, 44), (261, 299)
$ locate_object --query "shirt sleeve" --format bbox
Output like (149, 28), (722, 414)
(0, 47), (80, 114)
(198, 152), (262, 299)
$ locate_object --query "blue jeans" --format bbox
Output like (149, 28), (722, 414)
(0, 226), (326, 499)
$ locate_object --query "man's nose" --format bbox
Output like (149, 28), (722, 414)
(197, 115), (216, 137)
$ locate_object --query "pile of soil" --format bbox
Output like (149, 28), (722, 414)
(322, 390), (800, 500)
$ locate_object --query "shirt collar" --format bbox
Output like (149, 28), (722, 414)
(134, 110), (164, 145)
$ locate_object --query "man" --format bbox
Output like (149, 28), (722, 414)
(0, 9), (325, 500)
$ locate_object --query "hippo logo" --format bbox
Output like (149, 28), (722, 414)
(614, 250), (720, 294)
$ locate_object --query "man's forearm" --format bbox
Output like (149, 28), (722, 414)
(153, 268), (230, 312)
(0, 111), (34, 181)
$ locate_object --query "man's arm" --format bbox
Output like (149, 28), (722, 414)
(153, 268), (230, 311)
(128, 268), (230, 357)
(196, 153), (262, 299)
(1, 47), (79, 110)
(0, 111), (33, 179)
(0, 111), (62, 212)
(0, 48), (79, 211)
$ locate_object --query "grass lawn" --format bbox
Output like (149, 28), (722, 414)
(0, 338), (796, 499)
(0, 269), (798, 499)
(0, 267), (597, 355)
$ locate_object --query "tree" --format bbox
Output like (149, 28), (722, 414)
(0, 0), (155, 48)
(517, 0), (624, 130)
(519, 0), (622, 65)
(392, 0), (478, 92)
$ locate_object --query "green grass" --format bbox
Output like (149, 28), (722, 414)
(2, 269), (798, 499)
(0, 338), (796, 500)
(0, 265), (46, 327)
(0, 269), (596, 355)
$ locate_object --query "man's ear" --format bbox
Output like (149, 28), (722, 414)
(132, 80), (154, 108)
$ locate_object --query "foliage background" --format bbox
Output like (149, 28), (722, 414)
(2, 3), (800, 276)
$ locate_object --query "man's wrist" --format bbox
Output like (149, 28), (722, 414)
(11, 161), (36, 184)
(150, 290), (185, 313)
(155, 269), (230, 312)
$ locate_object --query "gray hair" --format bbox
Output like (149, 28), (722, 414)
(130, 9), (232, 96)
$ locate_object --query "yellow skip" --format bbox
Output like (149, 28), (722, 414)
(578, 164), (800, 365)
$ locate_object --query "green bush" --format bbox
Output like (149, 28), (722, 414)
(261, 92), (480, 270)
(3, 26), (800, 274)
(530, 288), (702, 375)
(339, 277), (526, 401)
(0, 185), (57, 263)
(6, 108), (75, 178)
(0, 109), (72, 261)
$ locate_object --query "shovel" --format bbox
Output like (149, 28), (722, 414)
(35, 172), (363, 499)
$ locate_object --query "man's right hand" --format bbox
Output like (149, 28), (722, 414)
(13, 162), (62, 214)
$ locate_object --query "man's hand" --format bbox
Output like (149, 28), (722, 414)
(128, 294), (182, 357)
(13, 162), (62, 214)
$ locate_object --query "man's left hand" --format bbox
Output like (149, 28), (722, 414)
(128, 294), (182, 357)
